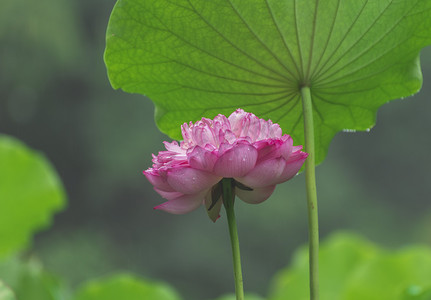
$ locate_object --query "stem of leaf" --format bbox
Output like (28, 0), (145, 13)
(222, 178), (245, 300)
(300, 86), (320, 300)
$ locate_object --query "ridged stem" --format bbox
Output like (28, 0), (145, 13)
(300, 86), (320, 300)
(222, 178), (244, 300)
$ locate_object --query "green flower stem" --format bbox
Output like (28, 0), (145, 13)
(301, 86), (320, 300)
(222, 178), (245, 300)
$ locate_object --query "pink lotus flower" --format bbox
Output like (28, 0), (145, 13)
(144, 109), (308, 222)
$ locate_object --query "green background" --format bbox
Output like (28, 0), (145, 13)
(0, 0), (430, 299)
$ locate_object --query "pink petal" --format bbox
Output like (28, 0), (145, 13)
(241, 115), (261, 140)
(166, 167), (221, 194)
(228, 109), (283, 141)
(213, 142), (258, 177)
(235, 185), (276, 204)
(253, 140), (280, 162)
(154, 188), (183, 200)
(180, 121), (196, 148)
(163, 141), (184, 153)
(154, 192), (206, 214)
(187, 146), (218, 171)
(228, 109), (248, 136)
(143, 169), (173, 192)
(191, 121), (214, 146)
(257, 119), (282, 139)
(279, 135), (294, 160)
(222, 129), (237, 144)
(236, 157), (286, 188)
(292, 145), (303, 152)
(253, 136), (293, 163)
(228, 110), (262, 141)
(275, 152), (308, 184)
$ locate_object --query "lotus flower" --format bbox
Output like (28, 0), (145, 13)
(144, 109), (308, 221)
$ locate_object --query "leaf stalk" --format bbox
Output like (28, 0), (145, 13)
(300, 86), (320, 300)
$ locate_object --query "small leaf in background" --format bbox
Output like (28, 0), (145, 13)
(0, 135), (66, 259)
(402, 285), (431, 300)
(0, 281), (16, 300)
(73, 274), (181, 300)
(0, 257), (68, 300)
(268, 232), (431, 300)
(105, 0), (431, 165)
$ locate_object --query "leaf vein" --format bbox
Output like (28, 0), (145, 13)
(316, 0), (417, 85)
(294, 0), (305, 79)
(186, 0), (292, 82)
(109, 35), (288, 89)
(306, 0), (320, 80)
(311, 0), (369, 81)
(225, 0), (297, 80)
(309, 0), (341, 80)
(130, 2), (289, 84)
(200, 92), (296, 114)
(264, 0), (302, 80)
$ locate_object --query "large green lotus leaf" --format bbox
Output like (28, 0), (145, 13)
(73, 274), (181, 300)
(0, 135), (66, 259)
(268, 232), (431, 300)
(0, 281), (15, 300)
(105, 0), (431, 164)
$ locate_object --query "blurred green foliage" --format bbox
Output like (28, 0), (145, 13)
(0, 135), (65, 259)
(402, 286), (431, 300)
(0, 0), (430, 300)
(269, 233), (431, 300)
(0, 257), (68, 300)
(0, 281), (16, 300)
(73, 274), (181, 300)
